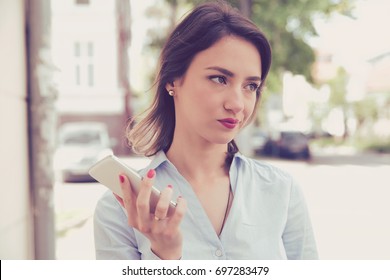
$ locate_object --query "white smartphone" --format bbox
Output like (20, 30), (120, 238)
(89, 154), (177, 216)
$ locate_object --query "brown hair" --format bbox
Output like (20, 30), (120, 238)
(127, 0), (272, 167)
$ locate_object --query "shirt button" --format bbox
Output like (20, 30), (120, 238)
(215, 249), (223, 257)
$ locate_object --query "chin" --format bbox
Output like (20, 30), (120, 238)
(210, 136), (235, 145)
(202, 129), (237, 145)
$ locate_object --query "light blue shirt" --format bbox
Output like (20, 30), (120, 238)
(94, 151), (318, 260)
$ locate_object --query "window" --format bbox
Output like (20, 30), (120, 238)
(73, 41), (95, 87)
(88, 64), (94, 86)
(87, 42), (93, 57)
(75, 0), (90, 5)
(74, 42), (80, 57)
(75, 65), (81, 85)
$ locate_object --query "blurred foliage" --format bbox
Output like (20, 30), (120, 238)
(350, 97), (379, 126)
(144, 0), (356, 94)
(311, 134), (390, 154)
(364, 140), (390, 154)
(248, 0), (355, 93)
(328, 67), (348, 107)
(324, 67), (383, 140)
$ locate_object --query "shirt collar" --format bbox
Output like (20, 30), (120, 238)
(147, 150), (170, 171)
(231, 151), (247, 166)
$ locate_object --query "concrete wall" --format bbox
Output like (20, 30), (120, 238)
(0, 0), (34, 259)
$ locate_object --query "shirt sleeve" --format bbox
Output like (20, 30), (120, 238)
(282, 179), (319, 260)
(94, 191), (180, 260)
(93, 191), (141, 259)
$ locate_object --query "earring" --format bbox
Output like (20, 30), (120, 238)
(168, 90), (175, 96)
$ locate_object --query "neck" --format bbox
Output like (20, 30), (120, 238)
(166, 136), (229, 184)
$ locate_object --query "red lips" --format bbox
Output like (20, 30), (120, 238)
(218, 118), (239, 129)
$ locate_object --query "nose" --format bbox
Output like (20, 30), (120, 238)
(223, 87), (244, 114)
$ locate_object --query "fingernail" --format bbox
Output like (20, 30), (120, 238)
(168, 184), (173, 189)
(119, 175), (125, 183)
(147, 169), (155, 179)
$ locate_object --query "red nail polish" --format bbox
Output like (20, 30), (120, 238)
(147, 169), (155, 179)
(119, 175), (125, 183)
(168, 184), (173, 189)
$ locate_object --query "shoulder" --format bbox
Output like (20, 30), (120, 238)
(94, 190), (127, 223)
(233, 154), (308, 213)
(237, 155), (310, 207)
(235, 154), (294, 186)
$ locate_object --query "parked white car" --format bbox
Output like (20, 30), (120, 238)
(54, 122), (114, 182)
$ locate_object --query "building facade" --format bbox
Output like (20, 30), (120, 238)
(51, 0), (131, 155)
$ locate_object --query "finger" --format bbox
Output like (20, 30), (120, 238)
(119, 174), (138, 226)
(167, 196), (187, 229)
(154, 185), (173, 220)
(136, 169), (155, 226)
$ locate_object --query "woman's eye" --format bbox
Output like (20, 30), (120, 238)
(210, 76), (227, 85)
(246, 83), (259, 92)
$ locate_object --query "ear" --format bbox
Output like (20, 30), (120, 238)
(165, 81), (174, 93)
(165, 78), (182, 92)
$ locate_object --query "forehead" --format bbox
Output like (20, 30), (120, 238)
(188, 35), (262, 78)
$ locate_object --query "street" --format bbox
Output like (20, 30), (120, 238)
(54, 152), (390, 259)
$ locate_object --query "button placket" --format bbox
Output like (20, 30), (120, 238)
(215, 248), (223, 257)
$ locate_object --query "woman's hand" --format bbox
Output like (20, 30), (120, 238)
(114, 169), (187, 260)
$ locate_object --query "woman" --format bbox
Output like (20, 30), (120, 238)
(94, 0), (318, 260)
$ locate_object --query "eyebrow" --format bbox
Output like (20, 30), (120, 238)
(205, 66), (262, 82)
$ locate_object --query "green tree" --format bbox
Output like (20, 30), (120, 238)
(328, 67), (348, 106)
(145, 0), (355, 94)
(351, 97), (379, 135)
(327, 67), (349, 138)
(247, 0), (355, 93)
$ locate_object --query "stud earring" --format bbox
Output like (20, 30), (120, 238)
(168, 90), (175, 96)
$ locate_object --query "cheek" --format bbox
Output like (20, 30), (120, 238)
(177, 87), (213, 117)
(244, 97), (257, 119)
(183, 82), (208, 103)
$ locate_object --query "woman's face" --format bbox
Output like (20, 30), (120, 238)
(169, 35), (262, 147)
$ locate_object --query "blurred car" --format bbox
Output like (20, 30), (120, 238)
(262, 130), (311, 160)
(251, 128), (269, 155)
(54, 122), (114, 182)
